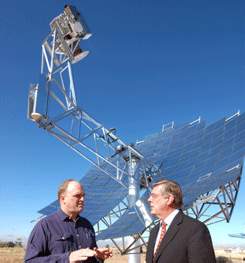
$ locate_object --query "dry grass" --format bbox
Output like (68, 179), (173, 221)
(215, 249), (245, 261)
(0, 247), (24, 263)
(2, 247), (244, 263)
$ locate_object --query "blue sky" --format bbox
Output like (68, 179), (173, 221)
(1, 0), (245, 247)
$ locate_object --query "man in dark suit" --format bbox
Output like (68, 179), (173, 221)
(146, 180), (216, 263)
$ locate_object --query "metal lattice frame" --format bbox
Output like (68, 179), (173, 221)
(185, 175), (241, 225)
(29, 24), (147, 187)
(94, 198), (129, 234)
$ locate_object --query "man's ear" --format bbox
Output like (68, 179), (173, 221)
(60, 194), (65, 203)
(167, 194), (175, 206)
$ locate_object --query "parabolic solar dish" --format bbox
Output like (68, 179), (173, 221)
(39, 112), (245, 239)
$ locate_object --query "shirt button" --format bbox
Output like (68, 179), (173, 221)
(76, 234), (79, 237)
(79, 245), (82, 248)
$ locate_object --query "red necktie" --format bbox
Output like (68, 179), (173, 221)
(154, 222), (167, 257)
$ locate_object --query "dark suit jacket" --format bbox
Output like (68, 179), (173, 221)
(146, 211), (216, 263)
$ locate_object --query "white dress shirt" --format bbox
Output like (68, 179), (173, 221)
(154, 209), (179, 253)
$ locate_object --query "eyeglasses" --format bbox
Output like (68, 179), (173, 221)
(149, 193), (170, 199)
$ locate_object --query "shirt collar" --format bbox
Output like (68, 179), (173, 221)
(57, 209), (81, 222)
(162, 209), (179, 226)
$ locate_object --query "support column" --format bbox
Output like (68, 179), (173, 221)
(128, 156), (141, 263)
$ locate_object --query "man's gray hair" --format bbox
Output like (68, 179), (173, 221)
(153, 179), (183, 209)
(57, 179), (77, 200)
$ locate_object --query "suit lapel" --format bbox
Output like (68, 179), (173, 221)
(154, 211), (183, 262)
(148, 224), (160, 262)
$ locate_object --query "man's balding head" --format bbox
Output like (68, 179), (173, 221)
(58, 179), (85, 220)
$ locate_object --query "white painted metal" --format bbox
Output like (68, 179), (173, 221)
(127, 157), (141, 263)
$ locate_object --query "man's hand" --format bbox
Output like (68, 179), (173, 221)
(94, 247), (113, 260)
(69, 248), (96, 262)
